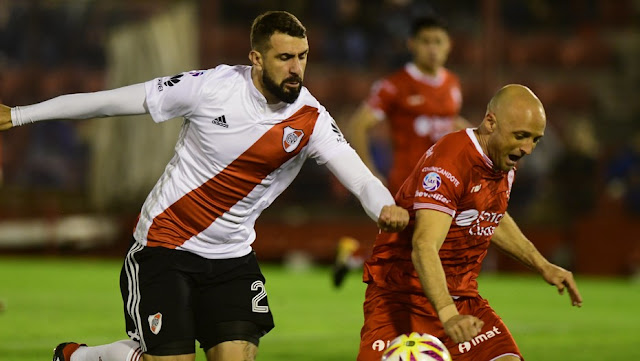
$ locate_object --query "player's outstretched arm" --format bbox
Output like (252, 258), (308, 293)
(6, 83), (147, 129)
(412, 209), (484, 343)
(0, 104), (13, 131)
(492, 212), (583, 307)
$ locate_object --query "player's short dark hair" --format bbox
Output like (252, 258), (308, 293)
(410, 15), (449, 37)
(250, 11), (306, 52)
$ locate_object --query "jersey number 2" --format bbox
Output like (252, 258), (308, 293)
(251, 280), (269, 313)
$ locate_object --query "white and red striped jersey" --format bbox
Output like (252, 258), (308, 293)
(134, 65), (354, 259)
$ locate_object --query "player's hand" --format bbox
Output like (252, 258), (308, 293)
(0, 104), (13, 131)
(541, 263), (583, 307)
(377, 205), (409, 233)
(442, 314), (484, 343)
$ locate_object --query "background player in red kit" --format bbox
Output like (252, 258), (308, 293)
(358, 85), (583, 361)
(333, 15), (468, 286)
(350, 14), (466, 195)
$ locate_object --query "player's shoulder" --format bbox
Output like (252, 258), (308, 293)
(441, 67), (461, 85)
(297, 86), (327, 114)
(200, 64), (248, 82)
(192, 64), (250, 98)
(430, 129), (474, 163)
(385, 67), (413, 84)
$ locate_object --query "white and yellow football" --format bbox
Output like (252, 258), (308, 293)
(381, 332), (452, 361)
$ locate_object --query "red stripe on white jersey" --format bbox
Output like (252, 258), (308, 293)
(146, 105), (320, 248)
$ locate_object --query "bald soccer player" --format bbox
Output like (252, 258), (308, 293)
(358, 85), (582, 361)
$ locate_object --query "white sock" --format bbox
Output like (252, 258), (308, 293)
(70, 340), (142, 361)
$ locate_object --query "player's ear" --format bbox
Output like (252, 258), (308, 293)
(249, 50), (263, 70)
(484, 113), (498, 133)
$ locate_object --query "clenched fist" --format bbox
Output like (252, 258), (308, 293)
(0, 105), (13, 131)
(377, 205), (409, 233)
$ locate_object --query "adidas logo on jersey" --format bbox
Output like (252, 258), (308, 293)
(163, 73), (184, 87)
(211, 115), (228, 128)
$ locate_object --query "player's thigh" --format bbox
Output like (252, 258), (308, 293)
(450, 297), (522, 361)
(205, 340), (257, 361)
(195, 252), (275, 352)
(120, 243), (199, 355)
(358, 285), (444, 361)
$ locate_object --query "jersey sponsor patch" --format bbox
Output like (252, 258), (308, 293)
(422, 172), (442, 192)
(282, 126), (305, 153)
(455, 209), (479, 226)
(148, 312), (163, 335)
(421, 166), (460, 187)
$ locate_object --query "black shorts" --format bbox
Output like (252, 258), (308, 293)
(119, 241), (275, 356)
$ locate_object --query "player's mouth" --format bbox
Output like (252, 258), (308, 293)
(506, 154), (522, 166)
(283, 77), (302, 89)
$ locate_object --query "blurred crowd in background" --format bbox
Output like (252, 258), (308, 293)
(0, 0), (639, 274)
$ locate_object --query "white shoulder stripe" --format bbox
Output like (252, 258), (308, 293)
(414, 202), (456, 217)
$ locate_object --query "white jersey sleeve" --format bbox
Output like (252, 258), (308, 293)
(11, 83), (147, 126)
(306, 111), (352, 164)
(305, 111), (395, 221)
(144, 70), (209, 123)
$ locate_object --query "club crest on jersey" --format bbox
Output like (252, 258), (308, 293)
(148, 312), (163, 335)
(422, 172), (442, 192)
(282, 126), (305, 153)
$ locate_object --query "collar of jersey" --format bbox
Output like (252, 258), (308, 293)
(466, 128), (496, 171)
(405, 63), (445, 87)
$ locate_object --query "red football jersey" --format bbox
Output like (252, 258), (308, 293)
(363, 129), (515, 297)
(367, 63), (462, 194)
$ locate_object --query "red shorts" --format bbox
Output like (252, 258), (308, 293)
(358, 284), (523, 361)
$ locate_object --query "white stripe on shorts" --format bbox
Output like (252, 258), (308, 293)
(125, 242), (146, 352)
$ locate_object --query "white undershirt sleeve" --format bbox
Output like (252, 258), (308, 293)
(325, 147), (395, 222)
(11, 83), (148, 126)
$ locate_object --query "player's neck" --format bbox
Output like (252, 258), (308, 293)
(414, 63), (440, 77)
(473, 128), (491, 157)
(251, 68), (280, 104)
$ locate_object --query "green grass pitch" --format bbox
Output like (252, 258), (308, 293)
(1, 256), (639, 360)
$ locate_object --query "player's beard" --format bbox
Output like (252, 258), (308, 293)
(262, 67), (302, 104)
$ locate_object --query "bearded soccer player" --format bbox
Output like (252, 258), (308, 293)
(332, 15), (468, 287)
(0, 11), (409, 361)
(357, 85), (583, 361)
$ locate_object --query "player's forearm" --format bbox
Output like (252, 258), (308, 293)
(492, 212), (550, 273)
(411, 243), (458, 322)
(11, 83), (148, 126)
(325, 148), (394, 222)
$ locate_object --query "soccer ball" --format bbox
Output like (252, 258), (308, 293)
(381, 332), (452, 361)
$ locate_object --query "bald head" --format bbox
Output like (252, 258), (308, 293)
(487, 84), (545, 125)
(477, 84), (547, 172)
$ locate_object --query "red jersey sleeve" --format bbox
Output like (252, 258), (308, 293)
(366, 78), (398, 119)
